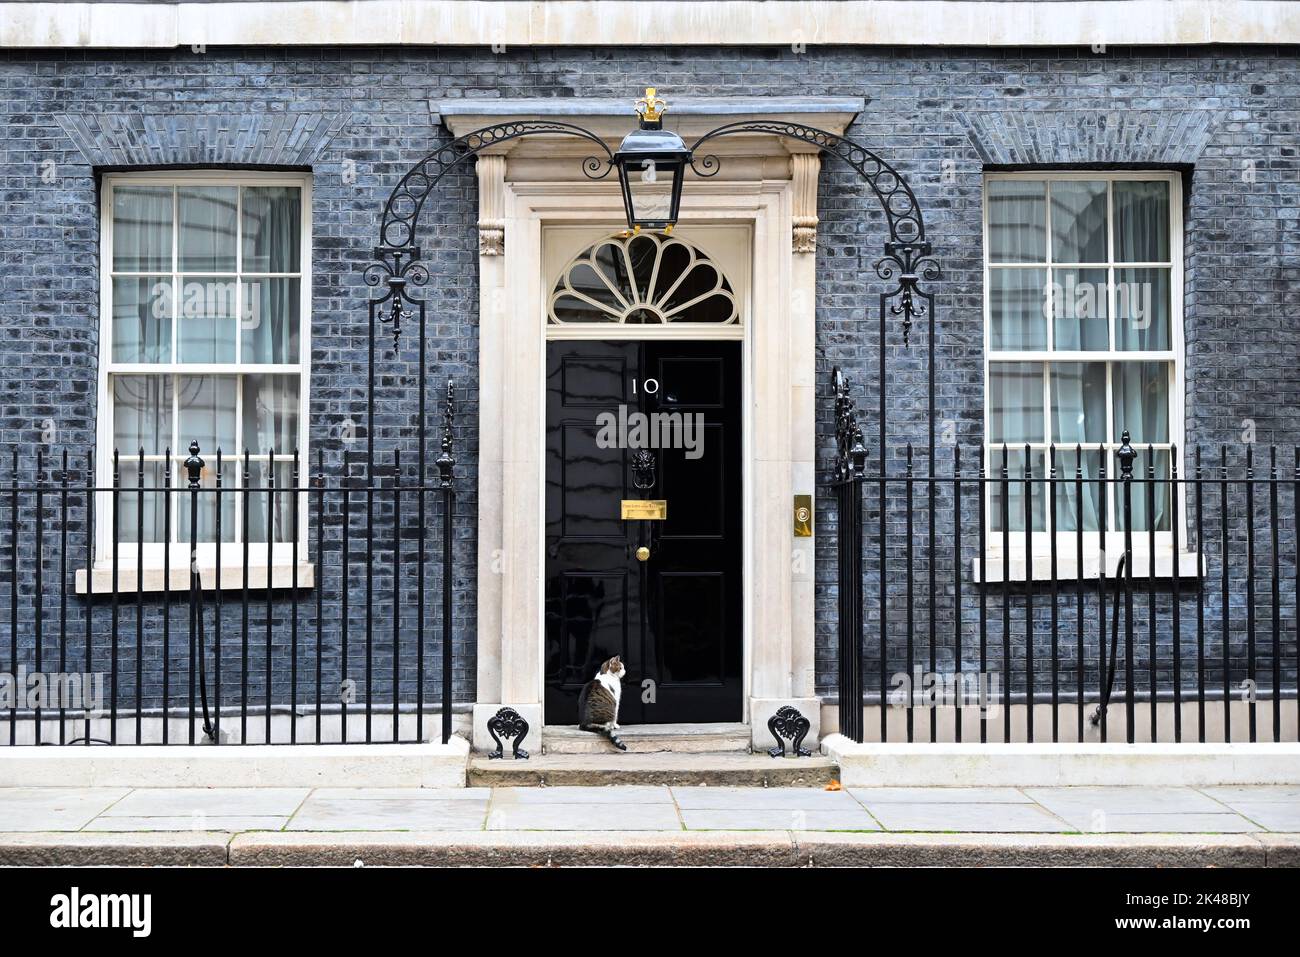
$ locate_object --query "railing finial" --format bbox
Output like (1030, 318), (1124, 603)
(1117, 430), (1136, 479)
(184, 441), (204, 489)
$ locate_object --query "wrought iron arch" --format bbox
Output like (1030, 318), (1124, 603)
(362, 121), (617, 469)
(687, 119), (941, 468)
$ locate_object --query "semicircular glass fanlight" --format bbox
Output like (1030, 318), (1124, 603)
(548, 232), (738, 326)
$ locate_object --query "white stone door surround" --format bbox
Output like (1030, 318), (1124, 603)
(438, 97), (864, 751)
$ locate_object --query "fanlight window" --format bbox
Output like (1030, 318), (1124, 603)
(549, 232), (738, 325)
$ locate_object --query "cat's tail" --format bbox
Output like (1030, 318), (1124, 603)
(607, 732), (627, 751)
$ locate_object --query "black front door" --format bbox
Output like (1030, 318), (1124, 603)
(544, 340), (742, 725)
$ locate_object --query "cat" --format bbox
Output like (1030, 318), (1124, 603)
(577, 655), (628, 751)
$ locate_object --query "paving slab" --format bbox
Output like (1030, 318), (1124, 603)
(83, 815), (287, 832)
(1218, 802), (1300, 832)
(308, 787), (491, 802)
(486, 801), (682, 831)
(103, 787), (310, 817)
(1199, 784), (1300, 803)
(848, 787), (1032, 804)
(491, 785), (671, 805)
(1023, 786), (1226, 816)
(287, 797), (487, 831)
(672, 785), (859, 810)
(862, 801), (1074, 833)
(682, 808), (880, 831)
(0, 787), (131, 831)
(1056, 812), (1259, 833)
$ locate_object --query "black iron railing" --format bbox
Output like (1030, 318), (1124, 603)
(830, 367), (1300, 745)
(0, 389), (459, 747)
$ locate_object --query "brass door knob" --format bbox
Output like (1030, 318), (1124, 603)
(635, 546), (651, 562)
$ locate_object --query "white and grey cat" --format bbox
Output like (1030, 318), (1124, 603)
(577, 655), (628, 751)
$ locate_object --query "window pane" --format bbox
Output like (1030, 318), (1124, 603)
(245, 460), (295, 543)
(989, 448), (1046, 532)
(177, 459), (236, 544)
(112, 186), (172, 273)
(241, 186), (301, 273)
(242, 278), (301, 364)
(242, 374), (299, 456)
(1050, 362), (1107, 444)
(113, 375), (172, 456)
(178, 375), (237, 456)
(1112, 361), (1170, 444)
(1050, 180), (1108, 263)
(1052, 448), (1102, 532)
(989, 362), (1044, 444)
(116, 460), (167, 543)
(1113, 181), (1170, 262)
(989, 268), (1047, 350)
(1051, 267), (1109, 351)
(1115, 449), (1171, 532)
(1115, 267), (1171, 351)
(177, 277), (237, 363)
(178, 186), (238, 272)
(112, 276), (172, 363)
(988, 181), (1046, 262)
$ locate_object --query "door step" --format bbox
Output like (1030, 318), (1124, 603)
(543, 722), (751, 755)
(468, 752), (838, 788)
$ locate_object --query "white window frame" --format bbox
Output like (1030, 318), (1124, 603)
(980, 170), (1193, 580)
(93, 170), (312, 584)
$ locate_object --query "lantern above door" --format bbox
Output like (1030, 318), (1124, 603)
(612, 88), (692, 233)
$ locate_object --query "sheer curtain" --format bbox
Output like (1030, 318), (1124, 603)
(1050, 362), (1105, 531)
(1113, 362), (1171, 531)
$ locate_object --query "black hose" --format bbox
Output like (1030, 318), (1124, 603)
(1089, 552), (1127, 726)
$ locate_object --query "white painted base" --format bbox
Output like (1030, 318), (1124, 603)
(0, 736), (470, 788)
(750, 698), (821, 754)
(821, 734), (1300, 787)
(472, 703), (542, 756)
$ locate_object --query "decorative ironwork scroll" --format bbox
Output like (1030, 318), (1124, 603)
(689, 120), (939, 347)
(833, 367), (868, 482)
(486, 706), (531, 760)
(766, 705), (812, 758)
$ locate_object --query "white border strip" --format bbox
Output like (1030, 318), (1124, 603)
(1, 1), (1298, 49)
(822, 734), (1300, 786)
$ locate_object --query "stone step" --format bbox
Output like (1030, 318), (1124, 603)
(542, 722), (751, 755)
(467, 752), (838, 787)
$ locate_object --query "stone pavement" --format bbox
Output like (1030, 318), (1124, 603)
(1, 784), (1297, 866)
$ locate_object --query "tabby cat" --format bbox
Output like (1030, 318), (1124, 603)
(577, 655), (628, 751)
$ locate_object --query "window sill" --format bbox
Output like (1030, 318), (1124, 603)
(76, 562), (315, 595)
(973, 550), (1203, 584)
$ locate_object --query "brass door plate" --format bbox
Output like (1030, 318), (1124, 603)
(793, 494), (813, 537)
(621, 499), (668, 520)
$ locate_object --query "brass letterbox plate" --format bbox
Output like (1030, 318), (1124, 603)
(621, 499), (668, 521)
(793, 494), (813, 537)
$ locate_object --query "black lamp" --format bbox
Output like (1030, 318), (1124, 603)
(612, 88), (692, 233)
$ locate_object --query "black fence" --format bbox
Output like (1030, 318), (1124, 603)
(0, 404), (458, 747)
(831, 369), (1300, 745)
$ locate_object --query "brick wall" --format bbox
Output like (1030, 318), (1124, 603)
(0, 44), (1296, 719)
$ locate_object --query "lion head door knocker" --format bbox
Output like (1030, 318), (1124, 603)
(631, 448), (656, 490)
